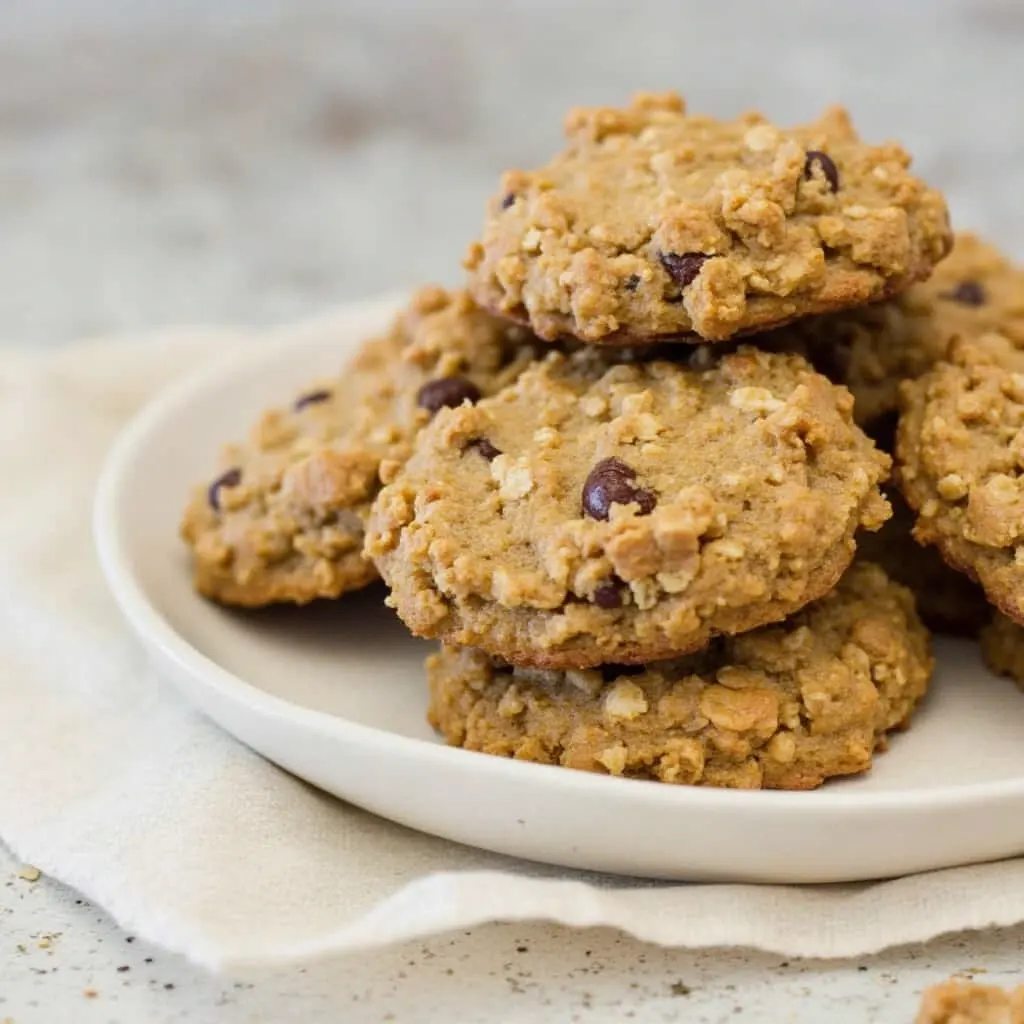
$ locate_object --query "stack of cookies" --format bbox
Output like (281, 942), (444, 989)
(183, 92), (1024, 791)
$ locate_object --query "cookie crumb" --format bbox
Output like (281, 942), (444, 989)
(16, 866), (40, 883)
(917, 980), (1023, 1023)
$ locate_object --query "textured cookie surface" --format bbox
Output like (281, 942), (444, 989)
(465, 91), (951, 345)
(898, 332), (1024, 625)
(367, 345), (891, 668)
(428, 563), (932, 790)
(857, 490), (988, 636)
(981, 612), (1024, 691)
(181, 288), (543, 606)
(781, 233), (1024, 426)
(916, 981), (1024, 1024)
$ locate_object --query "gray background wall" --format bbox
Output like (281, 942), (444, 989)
(2, 0), (1021, 347)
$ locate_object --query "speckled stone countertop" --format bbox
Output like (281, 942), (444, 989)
(3, 842), (1024, 1024)
(3, 1), (1024, 1020)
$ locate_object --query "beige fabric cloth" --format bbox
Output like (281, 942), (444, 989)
(1, 319), (1022, 972)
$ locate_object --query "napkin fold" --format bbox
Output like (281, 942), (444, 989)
(1, 313), (1022, 972)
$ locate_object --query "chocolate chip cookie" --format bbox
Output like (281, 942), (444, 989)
(782, 232), (1024, 426)
(427, 563), (932, 790)
(857, 490), (988, 636)
(981, 612), (1024, 691)
(181, 287), (544, 606)
(465, 91), (951, 345)
(366, 346), (891, 668)
(897, 332), (1024, 625)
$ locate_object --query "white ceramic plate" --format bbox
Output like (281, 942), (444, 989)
(95, 299), (1024, 884)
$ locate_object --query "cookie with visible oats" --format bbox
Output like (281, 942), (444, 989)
(366, 345), (891, 668)
(181, 288), (544, 606)
(777, 232), (1024, 427)
(427, 563), (932, 790)
(916, 981), (1024, 1024)
(465, 91), (950, 345)
(897, 332), (1024, 626)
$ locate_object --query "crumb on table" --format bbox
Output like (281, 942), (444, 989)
(917, 980), (1024, 1023)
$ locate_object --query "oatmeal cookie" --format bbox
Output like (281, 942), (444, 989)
(181, 288), (544, 606)
(781, 232), (1024, 426)
(367, 345), (891, 668)
(427, 563), (932, 790)
(898, 332), (1024, 625)
(465, 91), (951, 345)
(916, 981), (1024, 1024)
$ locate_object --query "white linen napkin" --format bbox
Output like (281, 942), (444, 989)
(3, 314), (1024, 973)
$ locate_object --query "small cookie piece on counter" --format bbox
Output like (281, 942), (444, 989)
(427, 563), (932, 790)
(916, 980), (1024, 1023)
(465, 91), (951, 345)
(367, 345), (891, 668)
(181, 288), (545, 606)
(898, 332), (1024, 626)
(776, 232), (1024, 427)
(981, 612), (1024, 690)
(857, 490), (988, 636)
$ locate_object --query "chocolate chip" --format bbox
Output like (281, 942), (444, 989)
(500, 193), (517, 209)
(658, 252), (708, 289)
(416, 376), (482, 414)
(803, 150), (839, 192)
(208, 467), (241, 511)
(943, 280), (986, 306)
(293, 388), (332, 411)
(624, 274), (641, 292)
(634, 490), (656, 515)
(581, 457), (656, 520)
(593, 580), (625, 608)
(466, 437), (501, 461)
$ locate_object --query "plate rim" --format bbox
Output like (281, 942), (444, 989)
(92, 299), (1024, 817)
